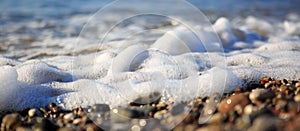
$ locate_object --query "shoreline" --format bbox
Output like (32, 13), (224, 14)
(1, 77), (300, 131)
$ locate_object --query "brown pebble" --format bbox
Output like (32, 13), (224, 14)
(58, 127), (75, 131)
(295, 82), (300, 88)
(1, 113), (22, 131)
(16, 126), (31, 131)
(260, 80), (267, 85)
(218, 94), (250, 113)
(261, 76), (272, 82)
(275, 99), (287, 111)
(196, 125), (222, 131)
(294, 94), (300, 102)
(185, 124), (197, 131)
(275, 80), (281, 86)
(279, 86), (287, 93)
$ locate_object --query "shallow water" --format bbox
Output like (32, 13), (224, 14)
(0, 0), (300, 110)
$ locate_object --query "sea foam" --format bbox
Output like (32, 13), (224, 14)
(0, 15), (300, 111)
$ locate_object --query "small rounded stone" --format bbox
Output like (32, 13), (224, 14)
(244, 104), (257, 115)
(171, 103), (186, 116)
(92, 104), (110, 112)
(206, 113), (225, 124)
(64, 113), (75, 121)
(249, 89), (275, 105)
(218, 94), (250, 113)
(296, 82), (300, 88)
(73, 118), (82, 125)
(248, 116), (283, 131)
(1, 113), (22, 131)
(294, 94), (300, 102)
(28, 109), (37, 117)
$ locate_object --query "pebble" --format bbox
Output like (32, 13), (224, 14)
(249, 89), (275, 105)
(1, 113), (22, 131)
(0, 78), (299, 131)
(171, 103), (186, 116)
(110, 108), (133, 123)
(295, 82), (300, 88)
(218, 93), (250, 113)
(295, 95), (300, 103)
(49, 102), (59, 113)
(275, 99), (287, 111)
(73, 118), (82, 125)
(92, 104), (110, 112)
(281, 79), (288, 85)
(32, 117), (59, 131)
(264, 82), (273, 88)
(130, 92), (161, 106)
(288, 102), (300, 115)
(235, 115), (251, 130)
(28, 108), (39, 118)
(206, 113), (226, 124)
(248, 115), (283, 131)
(156, 102), (167, 110)
(57, 127), (75, 131)
(63, 113), (75, 121)
(85, 123), (102, 131)
(16, 126), (32, 131)
(196, 125), (222, 131)
(154, 110), (167, 119)
(202, 93), (221, 116)
(185, 124), (197, 131)
(244, 104), (257, 115)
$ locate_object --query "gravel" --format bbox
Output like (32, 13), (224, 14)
(1, 77), (300, 131)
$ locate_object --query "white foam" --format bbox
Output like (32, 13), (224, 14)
(16, 61), (72, 84)
(0, 66), (20, 110)
(150, 30), (205, 55)
(1, 14), (300, 111)
(213, 17), (237, 47)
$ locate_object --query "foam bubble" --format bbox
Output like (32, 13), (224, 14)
(17, 61), (72, 84)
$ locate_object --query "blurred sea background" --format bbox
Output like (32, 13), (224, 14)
(1, 0), (299, 47)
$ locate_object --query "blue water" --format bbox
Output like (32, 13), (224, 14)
(1, 0), (299, 23)
(0, 0), (299, 49)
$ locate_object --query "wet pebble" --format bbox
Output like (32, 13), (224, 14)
(171, 103), (187, 116)
(295, 82), (300, 88)
(248, 115), (283, 131)
(218, 93), (250, 113)
(92, 104), (110, 113)
(130, 92), (161, 106)
(244, 104), (257, 115)
(154, 110), (167, 119)
(28, 108), (40, 118)
(249, 89), (275, 105)
(1, 113), (22, 131)
(294, 94), (300, 102)
(202, 93), (221, 116)
(206, 113), (226, 124)
(196, 125), (223, 131)
(32, 117), (59, 131)
(63, 113), (75, 123)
